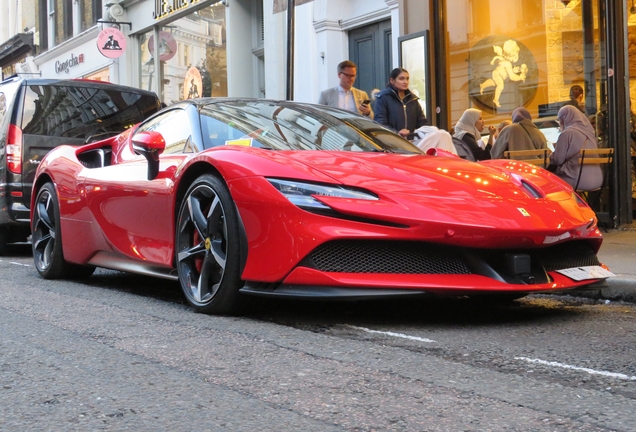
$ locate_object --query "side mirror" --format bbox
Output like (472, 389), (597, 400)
(132, 131), (166, 180)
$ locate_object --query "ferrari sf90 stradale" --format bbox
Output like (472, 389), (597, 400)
(31, 99), (609, 314)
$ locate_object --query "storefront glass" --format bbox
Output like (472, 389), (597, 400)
(83, 67), (110, 82)
(444, 0), (603, 147)
(628, 8), (636, 206)
(139, 2), (228, 105)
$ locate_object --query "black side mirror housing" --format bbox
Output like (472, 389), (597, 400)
(132, 131), (166, 180)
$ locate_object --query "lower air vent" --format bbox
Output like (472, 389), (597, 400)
(306, 241), (472, 274)
(538, 240), (600, 272)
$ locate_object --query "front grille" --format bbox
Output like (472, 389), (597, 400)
(307, 241), (472, 274)
(304, 239), (600, 278)
(538, 240), (600, 271)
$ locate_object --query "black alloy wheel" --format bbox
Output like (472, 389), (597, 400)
(176, 174), (242, 314)
(31, 182), (95, 279)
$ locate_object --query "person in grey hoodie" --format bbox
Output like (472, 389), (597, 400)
(490, 107), (548, 159)
(548, 105), (602, 191)
(374, 68), (427, 138)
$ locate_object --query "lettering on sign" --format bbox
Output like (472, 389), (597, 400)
(55, 53), (85, 74)
(153, 0), (200, 20)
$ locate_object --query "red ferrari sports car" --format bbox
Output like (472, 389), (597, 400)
(31, 98), (609, 314)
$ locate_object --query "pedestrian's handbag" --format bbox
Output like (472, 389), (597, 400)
(452, 137), (476, 162)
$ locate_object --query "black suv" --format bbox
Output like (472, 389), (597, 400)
(0, 77), (161, 253)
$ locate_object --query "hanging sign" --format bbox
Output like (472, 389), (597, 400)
(148, 31), (177, 61)
(183, 67), (203, 100)
(97, 28), (126, 59)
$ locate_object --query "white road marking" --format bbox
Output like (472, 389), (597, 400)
(347, 325), (436, 343)
(0, 260), (31, 267)
(515, 356), (636, 381)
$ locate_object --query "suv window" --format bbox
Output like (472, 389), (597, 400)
(0, 93), (6, 123)
(0, 81), (21, 128)
(21, 84), (160, 142)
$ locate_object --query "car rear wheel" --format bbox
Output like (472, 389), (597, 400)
(176, 174), (242, 314)
(32, 183), (95, 279)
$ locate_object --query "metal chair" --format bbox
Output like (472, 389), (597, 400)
(503, 149), (550, 168)
(574, 148), (614, 208)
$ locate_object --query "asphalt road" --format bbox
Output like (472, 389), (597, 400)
(1, 244), (635, 431)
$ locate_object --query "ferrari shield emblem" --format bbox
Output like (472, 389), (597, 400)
(517, 208), (531, 217)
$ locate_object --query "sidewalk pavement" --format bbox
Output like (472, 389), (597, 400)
(574, 224), (636, 303)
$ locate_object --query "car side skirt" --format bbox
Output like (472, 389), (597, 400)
(87, 252), (178, 280)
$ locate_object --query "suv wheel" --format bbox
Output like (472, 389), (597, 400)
(0, 227), (8, 256)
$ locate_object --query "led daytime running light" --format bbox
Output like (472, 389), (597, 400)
(268, 178), (378, 210)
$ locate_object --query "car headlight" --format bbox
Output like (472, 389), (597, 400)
(267, 178), (378, 211)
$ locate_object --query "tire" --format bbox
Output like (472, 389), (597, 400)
(31, 182), (95, 279)
(0, 227), (8, 256)
(175, 174), (243, 314)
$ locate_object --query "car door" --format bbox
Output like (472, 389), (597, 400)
(81, 108), (195, 267)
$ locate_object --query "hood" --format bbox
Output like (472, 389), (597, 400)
(268, 151), (594, 235)
(279, 151), (562, 199)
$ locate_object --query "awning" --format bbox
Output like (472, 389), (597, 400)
(0, 33), (35, 69)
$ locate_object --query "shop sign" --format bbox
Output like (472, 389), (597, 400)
(2, 65), (15, 78)
(55, 53), (85, 74)
(97, 28), (126, 59)
(148, 31), (177, 61)
(153, 0), (201, 20)
(183, 67), (203, 99)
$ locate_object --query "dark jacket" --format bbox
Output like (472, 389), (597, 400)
(461, 133), (492, 161)
(374, 86), (427, 134)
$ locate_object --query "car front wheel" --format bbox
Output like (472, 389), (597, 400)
(176, 174), (243, 314)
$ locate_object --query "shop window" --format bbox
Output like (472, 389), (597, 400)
(62, 0), (73, 39)
(36, 0), (49, 52)
(82, 0), (103, 32)
(139, 31), (157, 92)
(139, 2), (228, 105)
(48, 0), (56, 47)
(84, 67), (110, 82)
(628, 10), (636, 203)
(443, 0), (601, 147)
(184, 44), (190, 67)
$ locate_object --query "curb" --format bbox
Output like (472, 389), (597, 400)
(563, 276), (636, 303)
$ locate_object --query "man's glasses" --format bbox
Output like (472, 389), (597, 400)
(340, 72), (357, 79)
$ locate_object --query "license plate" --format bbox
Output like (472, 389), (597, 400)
(556, 266), (616, 281)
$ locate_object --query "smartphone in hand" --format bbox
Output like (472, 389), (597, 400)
(362, 99), (370, 106)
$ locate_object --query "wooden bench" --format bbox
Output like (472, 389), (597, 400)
(503, 149), (550, 168)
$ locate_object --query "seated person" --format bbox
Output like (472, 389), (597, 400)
(412, 125), (457, 155)
(490, 107), (548, 159)
(452, 108), (492, 161)
(548, 105), (602, 191)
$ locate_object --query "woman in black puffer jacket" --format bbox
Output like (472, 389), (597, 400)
(374, 68), (427, 138)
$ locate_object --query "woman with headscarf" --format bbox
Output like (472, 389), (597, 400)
(490, 107), (548, 159)
(453, 108), (493, 161)
(548, 105), (602, 191)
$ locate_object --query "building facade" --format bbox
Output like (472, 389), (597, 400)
(0, 0), (633, 226)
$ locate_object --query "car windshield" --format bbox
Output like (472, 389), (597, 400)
(199, 100), (423, 154)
